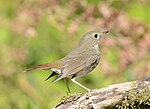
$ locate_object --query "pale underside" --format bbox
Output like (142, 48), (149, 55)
(51, 45), (100, 82)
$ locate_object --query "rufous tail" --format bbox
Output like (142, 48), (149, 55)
(24, 60), (63, 72)
(24, 63), (53, 72)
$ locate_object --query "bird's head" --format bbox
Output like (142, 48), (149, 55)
(78, 30), (109, 47)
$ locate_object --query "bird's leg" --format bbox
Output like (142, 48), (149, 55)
(64, 78), (71, 93)
(71, 78), (90, 91)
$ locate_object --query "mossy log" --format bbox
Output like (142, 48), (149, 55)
(55, 77), (150, 109)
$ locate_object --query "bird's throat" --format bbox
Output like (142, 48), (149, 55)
(94, 44), (99, 50)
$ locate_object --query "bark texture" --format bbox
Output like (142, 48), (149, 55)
(55, 77), (150, 109)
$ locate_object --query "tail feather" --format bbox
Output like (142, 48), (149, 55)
(52, 73), (65, 83)
(52, 75), (61, 83)
(45, 71), (57, 81)
(24, 61), (64, 82)
(24, 59), (64, 72)
(24, 63), (52, 72)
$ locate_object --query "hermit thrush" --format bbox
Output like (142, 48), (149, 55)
(25, 30), (109, 92)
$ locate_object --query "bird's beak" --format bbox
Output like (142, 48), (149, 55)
(102, 30), (109, 35)
(99, 30), (109, 39)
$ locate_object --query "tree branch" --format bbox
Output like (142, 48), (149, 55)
(55, 77), (150, 109)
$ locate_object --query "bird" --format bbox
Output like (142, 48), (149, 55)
(25, 30), (109, 92)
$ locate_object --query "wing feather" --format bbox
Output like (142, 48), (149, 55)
(52, 60), (85, 82)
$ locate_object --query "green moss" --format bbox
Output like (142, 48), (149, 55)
(116, 82), (150, 109)
(60, 93), (82, 104)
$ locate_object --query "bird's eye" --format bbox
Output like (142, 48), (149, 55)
(93, 33), (98, 38)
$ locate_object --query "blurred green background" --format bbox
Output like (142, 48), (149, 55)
(0, 0), (150, 109)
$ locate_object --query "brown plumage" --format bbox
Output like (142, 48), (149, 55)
(25, 59), (64, 72)
(25, 30), (109, 92)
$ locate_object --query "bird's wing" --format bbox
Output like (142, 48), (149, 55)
(85, 55), (100, 68)
(52, 54), (100, 82)
(52, 59), (85, 82)
(63, 60), (85, 76)
(64, 55), (99, 77)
